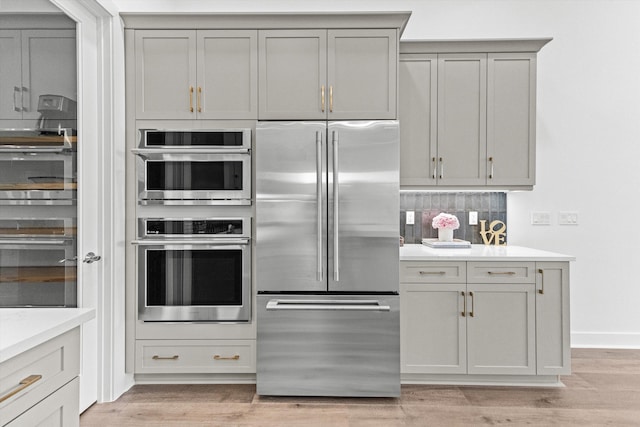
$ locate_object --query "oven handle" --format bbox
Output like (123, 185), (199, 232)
(131, 148), (250, 157)
(0, 238), (72, 245)
(266, 299), (391, 312)
(131, 238), (250, 246)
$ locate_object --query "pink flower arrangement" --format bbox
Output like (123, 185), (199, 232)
(432, 213), (460, 230)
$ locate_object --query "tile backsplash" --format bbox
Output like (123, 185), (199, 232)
(400, 192), (507, 244)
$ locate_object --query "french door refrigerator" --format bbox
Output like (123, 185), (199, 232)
(256, 121), (400, 397)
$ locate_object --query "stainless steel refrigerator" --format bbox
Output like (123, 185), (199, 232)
(256, 121), (400, 397)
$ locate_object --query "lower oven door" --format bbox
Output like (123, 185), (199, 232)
(135, 239), (251, 322)
(256, 294), (400, 397)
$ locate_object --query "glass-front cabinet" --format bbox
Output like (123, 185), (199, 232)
(0, 129), (77, 307)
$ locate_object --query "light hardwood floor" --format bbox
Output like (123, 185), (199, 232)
(81, 349), (640, 426)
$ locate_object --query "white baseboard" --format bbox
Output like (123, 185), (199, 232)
(571, 332), (640, 349)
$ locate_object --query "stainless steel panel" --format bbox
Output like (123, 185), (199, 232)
(328, 121), (399, 293)
(256, 122), (327, 293)
(257, 294), (400, 397)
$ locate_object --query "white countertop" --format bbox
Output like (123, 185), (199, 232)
(0, 308), (95, 364)
(400, 244), (575, 262)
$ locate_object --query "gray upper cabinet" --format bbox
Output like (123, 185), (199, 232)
(437, 54), (487, 186)
(134, 30), (257, 120)
(0, 29), (76, 122)
(487, 53), (536, 186)
(259, 29), (397, 120)
(399, 39), (551, 190)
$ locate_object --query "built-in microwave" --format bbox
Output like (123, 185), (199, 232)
(131, 129), (251, 205)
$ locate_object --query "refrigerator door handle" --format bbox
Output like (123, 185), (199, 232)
(332, 130), (339, 282)
(316, 131), (323, 282)
(266, 299), (391, 312)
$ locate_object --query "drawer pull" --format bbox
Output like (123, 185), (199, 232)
(487, 271), (516, 275)
(419, 271), (446, 275)
(0, 374), (42, 403)
(152, 355), (179, 360)
(213, 354), (240, 361)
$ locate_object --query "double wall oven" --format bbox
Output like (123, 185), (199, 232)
(132, 129), (252, 323)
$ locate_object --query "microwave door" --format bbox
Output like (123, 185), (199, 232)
(327, 121), (400, 294)
(256, 121), (327, 293)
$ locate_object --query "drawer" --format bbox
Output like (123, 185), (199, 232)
(400, 261), (466, 283)
(136, 339), (256, 374)
(5, 377), (79, 427)
(467, 262), (536, 283)
(0, 328), (80, 426)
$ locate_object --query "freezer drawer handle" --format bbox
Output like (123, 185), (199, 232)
(266, 299), (390, 312)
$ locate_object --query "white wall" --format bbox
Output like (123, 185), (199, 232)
(111, 0), (640, 348)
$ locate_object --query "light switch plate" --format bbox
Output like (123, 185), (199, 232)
(559, 211), (579, 225)
(531, 211), (551, 225)
(406, 211), (415, 225)
(469, 211), (478, 225)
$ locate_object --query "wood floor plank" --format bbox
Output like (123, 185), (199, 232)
(81, 349), (640, 426)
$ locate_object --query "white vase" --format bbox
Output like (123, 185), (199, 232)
(438, 228), (454, 242)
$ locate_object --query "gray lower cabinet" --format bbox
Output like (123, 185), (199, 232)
(401, 260), (569, 379)
(0, 328), (80, 426)
(399, 39), (550, 189)
(536, 262), (571, 375)
(130, 29), (257, 120)
(258, 29), (397, 120)
(0, 29), (76, 122)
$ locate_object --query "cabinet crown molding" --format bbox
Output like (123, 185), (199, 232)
(400, 38), (552, 54)
(121, 12), (411, 35)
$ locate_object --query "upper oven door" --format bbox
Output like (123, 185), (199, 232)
(134, 151), (251, 205)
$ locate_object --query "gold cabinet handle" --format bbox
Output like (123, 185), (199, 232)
(152, 355), (179, 360)
(329, 85), (333, 113)
(0, 375), (42, 403)
(488, 271), (516, 275)
(469, 291), (475, 317)
(197, 86), (202, 113)
(538, 268), (544, 294)
(321, 85), (325, 112)
(489, 156), (494, 179)
(189, 86), (194, 113)
(439, 157), (444, 179)
(432, 157), (437, 179)
(213, 354), (240, 361)
(419, 271), (446, 275)
(461, 291), (466, 317)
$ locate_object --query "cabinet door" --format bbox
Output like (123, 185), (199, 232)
(258, 30), (327, 120)
(134, 30), (197, 119)
(536, 262), (571, 375)
(487, 53), (536, 186)
(21, 30), (77, 120)
(0, 30), (22, 120)
(197, 30), (257, 119)
(5, 377), (79, 427)
(401, 283), (466, 374)
(327, 29), (397, 120)
(399, 54), (438, 186)
(466, 283), (536, 375)
(437, 54), (487, 186)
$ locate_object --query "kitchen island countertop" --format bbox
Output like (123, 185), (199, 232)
(0, 308), (95, 363)
(400, 244), (575, 262)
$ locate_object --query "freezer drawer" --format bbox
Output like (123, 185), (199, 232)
(256, 294), (400, 397)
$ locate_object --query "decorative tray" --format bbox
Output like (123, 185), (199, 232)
(422, 238), (471, 248)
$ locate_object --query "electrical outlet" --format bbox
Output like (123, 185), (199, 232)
(469, 211), (478, 225)
(531, 211), (551, 225)
(559, 211), (579, 225)
(406, 211), (415, 225)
